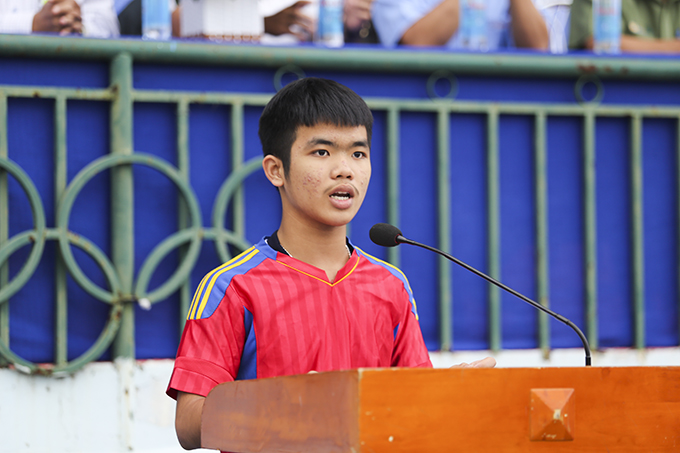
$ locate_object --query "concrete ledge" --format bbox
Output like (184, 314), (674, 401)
(2, 348), (678, 453)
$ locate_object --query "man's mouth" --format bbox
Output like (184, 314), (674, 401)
(330, 192), (351, 200)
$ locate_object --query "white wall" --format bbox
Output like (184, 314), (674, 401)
(2, 348), (678, 453)
(1, 359), (185, 453)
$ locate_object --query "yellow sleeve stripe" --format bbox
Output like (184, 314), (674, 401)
(194, 248), (260, 320)
(187, 246), (256, 320)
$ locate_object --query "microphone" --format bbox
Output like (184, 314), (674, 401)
(369, 223), (592, 366)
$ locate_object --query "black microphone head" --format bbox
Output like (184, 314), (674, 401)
(369, 223), (403, 247)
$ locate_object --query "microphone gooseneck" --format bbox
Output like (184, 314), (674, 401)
(369, 223), (592, 367)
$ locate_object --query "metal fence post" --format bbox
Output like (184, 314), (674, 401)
(487, 108), (501, 351)
(0, 93), (8, 367)
(110, 52), (135, 359)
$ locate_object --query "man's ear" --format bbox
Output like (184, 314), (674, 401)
(262, 155), (285, 188)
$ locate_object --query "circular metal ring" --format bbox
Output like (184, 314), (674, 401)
(274, 65), (306, 92)
(574, 75), (604, 105)
(427, 70), (459, 100)
(0, 301), (122, 376)
(0, 157), (46, 303)
(212, 157), (264, 262)
(56, 153), (203, 304)
(61, 230), (123, 303)
(135, 227), (203, 305)
(0, 230), (123, 375)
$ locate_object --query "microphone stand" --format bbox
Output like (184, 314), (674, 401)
(396, 234), (592, 366)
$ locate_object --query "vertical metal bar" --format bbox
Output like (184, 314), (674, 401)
(231, 101), (245, 242)
(583, 110), (599, 349)
(54, 95), (68, 365)
(177, 99), (190, 332)
(110, 52), (135, 359)
(437, 107), (452, 351)
(0, 93), (8, 366)
(677, 116), (680, 345)
(630, 114), (645, 348)
(534, 111), (551, 356)
(487, 108), (501, 351)
(386, 106), (400, 267)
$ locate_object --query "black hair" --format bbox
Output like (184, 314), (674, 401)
(258, 77), (373, 174)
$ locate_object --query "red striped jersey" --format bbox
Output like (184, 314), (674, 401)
(167, 237), (432, 399)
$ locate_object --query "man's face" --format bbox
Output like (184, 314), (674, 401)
(279, 123), (371, 230)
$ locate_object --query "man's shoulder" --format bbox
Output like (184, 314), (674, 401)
(187, 239), (275, 319)
(210, 242), (271, 280)
(355, 247), (412, 285)
(354, 247), (419, 316)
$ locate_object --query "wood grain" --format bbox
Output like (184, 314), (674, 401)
(202, 367), (680, 452)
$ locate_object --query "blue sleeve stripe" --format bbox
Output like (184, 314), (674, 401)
(236, 307), (257, 380)
(186, 246), (257, 320)
(194, 248), (263, 320)
(355, 247), (420, 320)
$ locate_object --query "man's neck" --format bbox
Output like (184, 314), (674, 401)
(276, 221), (351, 283)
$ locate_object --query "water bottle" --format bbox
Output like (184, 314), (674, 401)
(317, 0), (344, 48)
(593, 0), (621, 53)
(142, 0), (171, 40)
(460, 0), (488, 51)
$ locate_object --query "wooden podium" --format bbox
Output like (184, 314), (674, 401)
(201, 367), (680, 452)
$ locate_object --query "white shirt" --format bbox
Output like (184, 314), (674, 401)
(0, 0), (119, 38)
(534, 0), (572, 53)
(372, 0), (565, 52)
(372, 0), (517, 50)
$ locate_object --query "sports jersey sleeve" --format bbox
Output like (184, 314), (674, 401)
(166, 282), (248, 400)
(391, 281), (432, 368)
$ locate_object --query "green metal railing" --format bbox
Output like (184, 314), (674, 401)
(1, 35), (679, 375)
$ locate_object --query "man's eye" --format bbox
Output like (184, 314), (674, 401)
(353, 151), (366, 158)
(314, 149), (329, 156)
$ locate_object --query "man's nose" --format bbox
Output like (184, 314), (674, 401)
(333, 158), (354, 179)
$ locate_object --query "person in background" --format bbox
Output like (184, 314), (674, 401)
(117, 0), (314, 40)
(345, 0), (380, 43)
(569, 0), (680, 52)
(262, 0), (380, 44)
(116, 0), (178, 36)
(534, 0), (571, 53)
(117, 0), (380, 44)
(0, 0), (119, 38)
(371, 0), (549, 50)
(262, 0), (315, 41)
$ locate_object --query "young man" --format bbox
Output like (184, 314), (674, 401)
(167, 78), (493, 450)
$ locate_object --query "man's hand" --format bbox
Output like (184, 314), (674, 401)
(344, 0), (373, 32)
(32, 0), (82, 35)
(264, 1), (314, 40)
(450, 356), (497, 368)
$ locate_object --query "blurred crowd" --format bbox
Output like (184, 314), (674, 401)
(0, 0), (678, 53)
